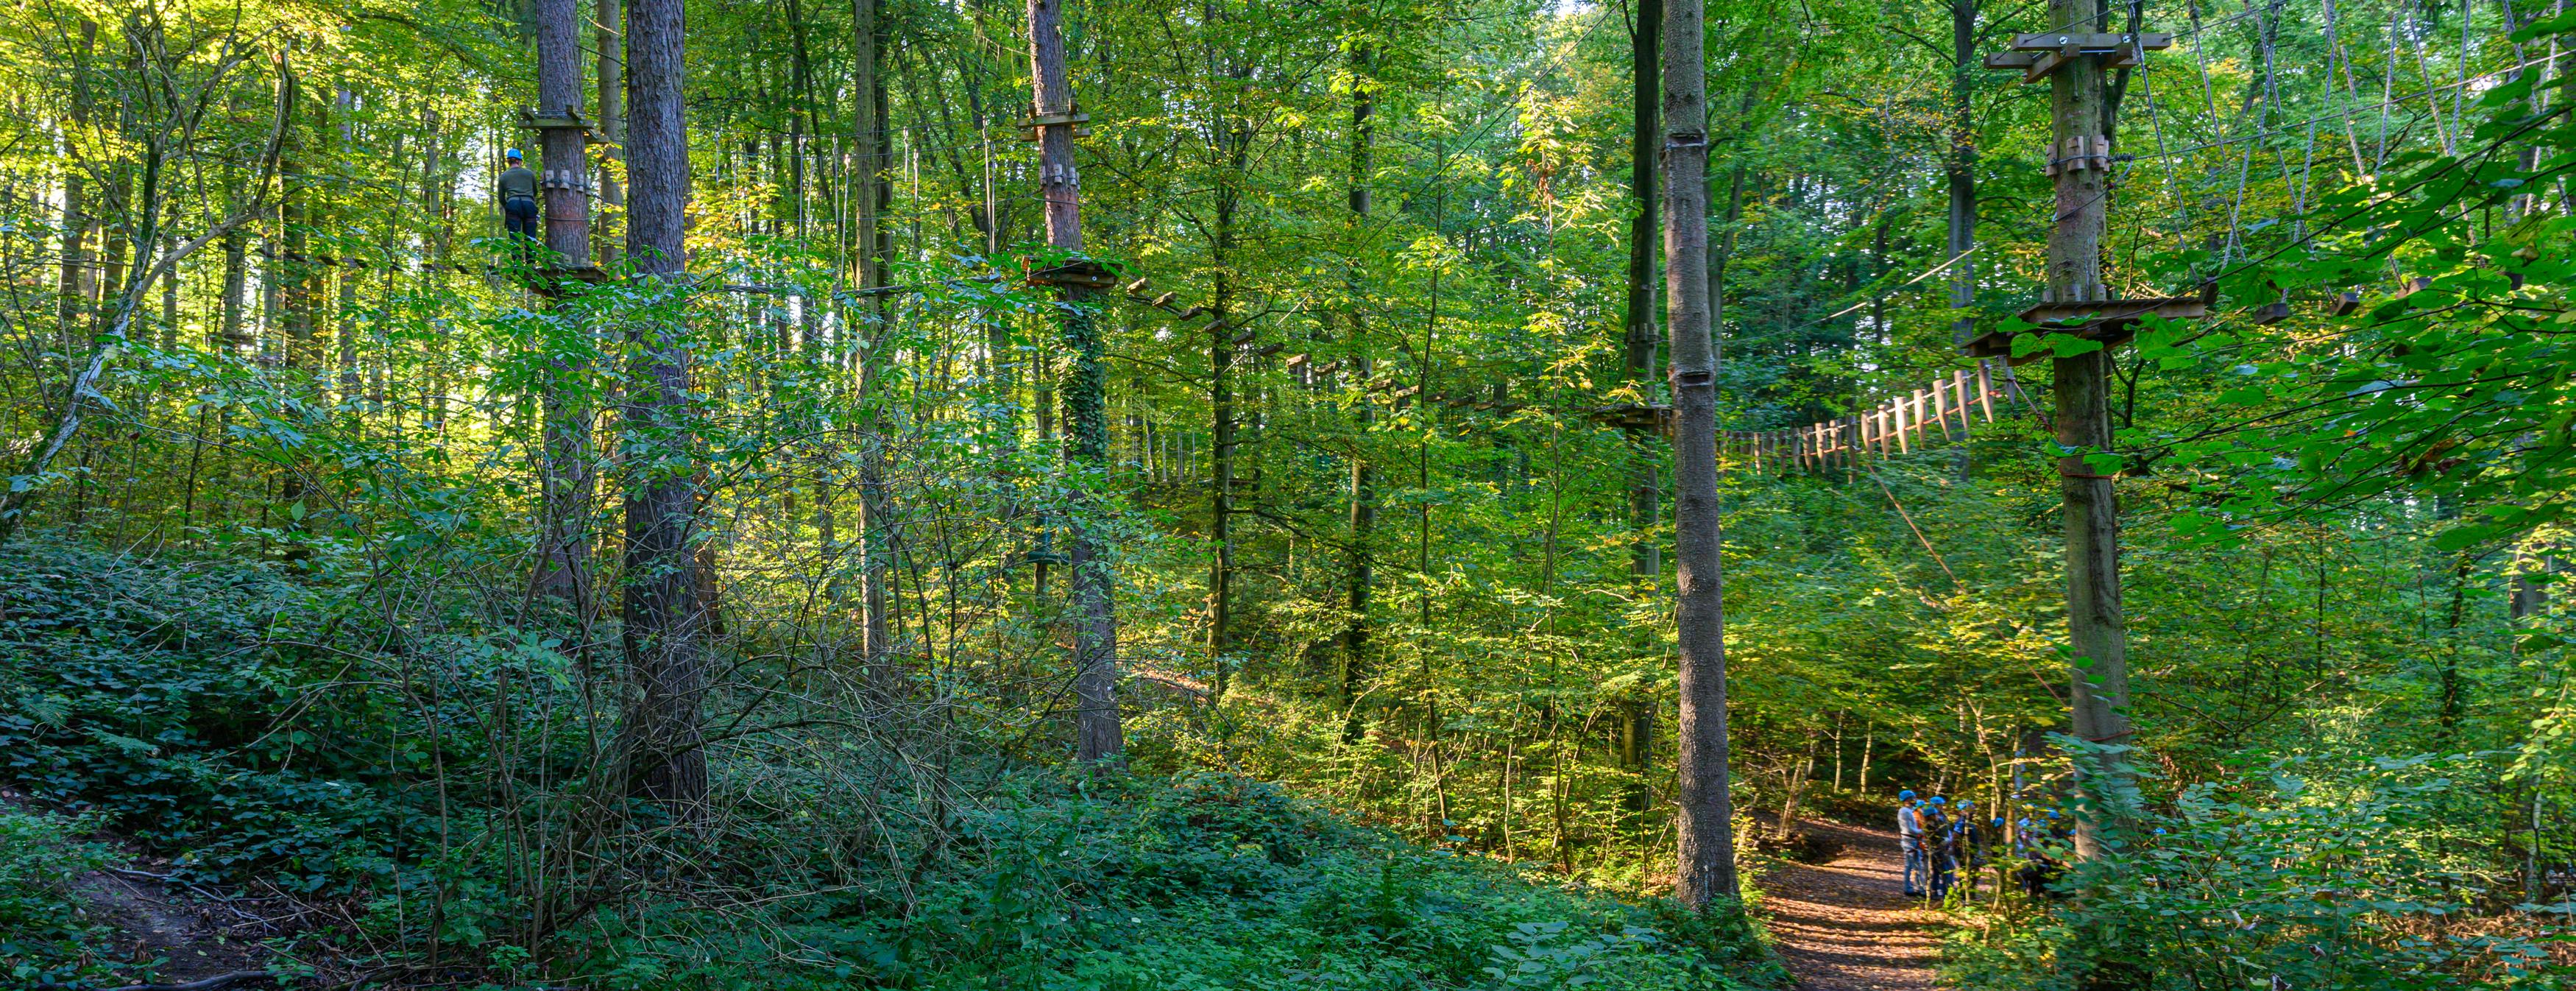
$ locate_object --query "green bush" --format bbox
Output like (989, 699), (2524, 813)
(702, 772), (1782, 990)
(1943, 752), (2566, 990)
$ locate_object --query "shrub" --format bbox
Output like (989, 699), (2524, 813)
(1943, 752), (2566, 990)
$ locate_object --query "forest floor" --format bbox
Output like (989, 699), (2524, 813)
(5, 787), (283, 989)
(1759, 818), (1947, 991)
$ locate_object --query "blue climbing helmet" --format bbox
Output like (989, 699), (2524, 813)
(1897, 789), (1916, 801)
(1928, 796), (1946, 806)
(506, 148), (523, 162)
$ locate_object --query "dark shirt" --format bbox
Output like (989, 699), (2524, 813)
(499, 166), (538, 200)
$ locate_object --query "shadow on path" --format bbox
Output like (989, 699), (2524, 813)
(1758, 818), (1947, 991)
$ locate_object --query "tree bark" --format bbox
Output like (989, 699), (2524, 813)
(1030, 0), (1122, 763)
(1621, 0), (1663, 833)
(854, 0), (899, 693)
(618, 0), (707, 814)
(594, 0), (623, 267)
(57, 21), (97, 348)
(1665, 0), (1740, 906)
(1204, 49), (1253, 701)
(2043, 0), (2131, 862)
(1624, 0), (1663, 584)
(1342, 44), (1376, 743)
(1947, 0), (1978, 347)
(531, 0), (596, 608)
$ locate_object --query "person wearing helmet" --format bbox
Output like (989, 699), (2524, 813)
(1950, 801), (1981, 895)
(1895, 790), (1925, 896)
(1922, 797), (1955, 900)
(2019, 809), (2069, 898)
(499, 149), (540, 246)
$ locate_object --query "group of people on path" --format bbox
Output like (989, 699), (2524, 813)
(1894, 789), (2078, 900)
(1893, 790), (1984, 900)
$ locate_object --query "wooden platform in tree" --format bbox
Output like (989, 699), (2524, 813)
(1964, 295), (2209, 364)
(1022, 256), (1121, 289)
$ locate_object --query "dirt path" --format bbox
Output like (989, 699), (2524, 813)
(1758, 819), (1947, 991)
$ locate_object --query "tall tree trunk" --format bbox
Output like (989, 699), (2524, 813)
(334, 87), (361, 403)
(1624, 0), (1663, 580)
(594, 0), (624, 267)
(2045, 0), (2132, 862)
(57, 21), (97, 347)
(854, 0), (899, 695)
(1030, 0), (1122, 762)
(1209, 220), (1236, 699)
(1341, 45), (1376, 743)
(1947, 0), (1978, 347)
(532, 0), (597, 608)
(619, 0), (707, 813)
(1620, 0), (1663, 833)
(1663, 0), (1740, 907)
(1205, 52), (1252, 699)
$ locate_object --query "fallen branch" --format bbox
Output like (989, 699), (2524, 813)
(106, 971), (274, 991)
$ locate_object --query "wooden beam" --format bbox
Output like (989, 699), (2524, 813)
(2009, 31), (2173, 51)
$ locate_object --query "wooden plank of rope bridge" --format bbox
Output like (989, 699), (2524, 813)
(1894, 395), (1911, 454)
(1950, 370), (1970, 434)
(1931, 383), (1950, 442)
(1976, 361), (1997, 422)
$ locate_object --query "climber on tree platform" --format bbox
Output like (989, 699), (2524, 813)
(499, 149), (540, 248)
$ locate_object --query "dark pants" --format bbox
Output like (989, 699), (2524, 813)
(505, 195), (540, 240)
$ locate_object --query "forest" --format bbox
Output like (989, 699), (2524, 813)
(1, 0), (2573, 987)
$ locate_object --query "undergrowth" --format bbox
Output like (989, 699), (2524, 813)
(0, 538), (1781, 990)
